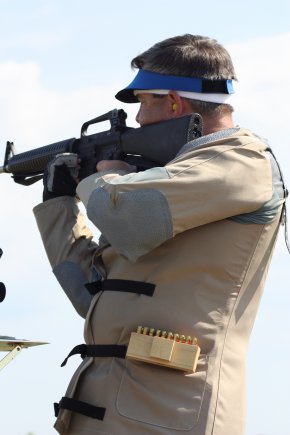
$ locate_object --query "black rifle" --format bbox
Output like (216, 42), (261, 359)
(0, 109), (202, 186)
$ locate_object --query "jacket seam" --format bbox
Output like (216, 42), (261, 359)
(210, 223), (265, 435)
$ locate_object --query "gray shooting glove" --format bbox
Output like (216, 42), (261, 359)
(43, 153), (80, 201)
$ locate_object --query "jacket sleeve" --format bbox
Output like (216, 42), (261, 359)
(33, 196), (98, 317)
(76, 143), (276, 262)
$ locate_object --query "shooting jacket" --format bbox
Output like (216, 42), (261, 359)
(34, 127), (285, 435)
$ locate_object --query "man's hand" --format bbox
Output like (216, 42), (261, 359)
(43, 153), (80, 201)
(96, 160), (137, 173)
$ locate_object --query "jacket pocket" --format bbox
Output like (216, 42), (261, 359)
(116, 354), (208, 430)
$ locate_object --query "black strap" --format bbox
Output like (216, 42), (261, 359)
(85, 278), (155, 297)
(201, 79), (231, 94)
(61, 344), (127, 367)
(61, 344), (87, 367)
(54, 396), (106, 420)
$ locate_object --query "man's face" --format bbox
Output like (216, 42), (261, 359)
(135, 93), (171, 126)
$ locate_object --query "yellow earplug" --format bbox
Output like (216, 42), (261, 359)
(172, 103), (177, 111)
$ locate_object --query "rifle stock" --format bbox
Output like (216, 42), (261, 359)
(0, 109), (202, 186)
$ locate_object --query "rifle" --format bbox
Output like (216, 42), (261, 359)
(0, 109), (202, 186)
(0, 248), (5, 303)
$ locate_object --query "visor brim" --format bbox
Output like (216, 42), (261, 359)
(115, 88), (139, 103)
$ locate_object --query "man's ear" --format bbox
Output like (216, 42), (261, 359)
(167, 91), (191, 117)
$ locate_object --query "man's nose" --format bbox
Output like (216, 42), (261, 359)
(135, 106), (141, 125)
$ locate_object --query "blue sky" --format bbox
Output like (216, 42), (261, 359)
(0, 1), (289, 435)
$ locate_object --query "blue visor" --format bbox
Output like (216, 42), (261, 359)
(115, 69), (234, 103)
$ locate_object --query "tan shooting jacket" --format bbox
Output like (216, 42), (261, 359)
(34, 127), (285, 435)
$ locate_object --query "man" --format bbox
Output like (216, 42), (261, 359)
(34, 34), (287, 434)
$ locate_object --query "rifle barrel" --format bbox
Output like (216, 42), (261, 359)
(2, 138), (75, 175)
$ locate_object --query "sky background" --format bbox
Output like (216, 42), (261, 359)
(0, 1), (289, 434)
